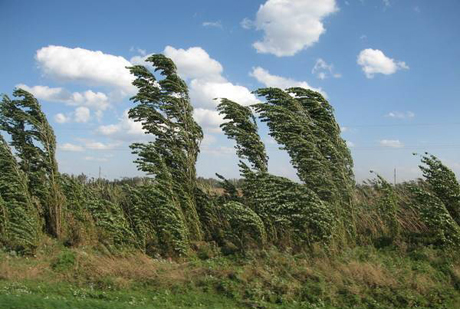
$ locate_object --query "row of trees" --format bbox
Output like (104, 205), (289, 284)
(0, 54), (459, 255)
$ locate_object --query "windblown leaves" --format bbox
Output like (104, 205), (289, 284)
(0, 89), (64, 238)
(0, 135), (40, 252)
(218, 98), (268, 172)
(127, 54), (204, 254)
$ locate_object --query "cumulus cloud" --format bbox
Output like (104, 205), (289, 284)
(59, 143), (85, 152)
(312, 58), (341, 79)
(54, 107), (97, 124)
(74, 107), (91, 123)
(77, 139), (121, 150)
(163, 46), (257, 131)
(97, 110), (148, 141)
(189, 79), (257, 109)
(17, 84), (110, 111)
(380, 139), (404, 148)
(35, 45), (136, 95)
(193, 108), (224, 133)
(250, 66), (324, 95)
(54, 113), (70, 124)
(357, 49), (409, 78)
(59, 139), (121, 152)
(244, 0), (338, 56)
(163, 46), (224, 82)
(84, 156), (109, 162)
(386, 111), (415, 119)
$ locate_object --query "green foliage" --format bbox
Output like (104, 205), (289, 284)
(370, 172), (400, 240)
(128, 54), (204, 248)
(86, 196), (137, 250)
(125, 184), (189, 256)
(241, 169), (335, 247)
(253, 87), (356, 241)
(0, 89), (64, 238)
(218, 201), (266, 250)
(419, 153), (460, 226)
(217, 98), (268, 172)
(51, 249), (76, 271)
(411, 186), (460, 247)
(0, 135), (40, 252)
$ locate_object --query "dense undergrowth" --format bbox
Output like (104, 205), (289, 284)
(1, 54), (460, 308)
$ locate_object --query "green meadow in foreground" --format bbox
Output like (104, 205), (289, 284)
(1, 240), (459, 309)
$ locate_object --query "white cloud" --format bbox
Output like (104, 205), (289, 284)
(74, 107), (91, 123)
(17, 84), (110, 111)
(250, 66), (324, 95)
(386, 111), (415, 119)
(84, 156), (109, 162)
(163, 46), (224, 82)
(59, 143), (85, 152)
(202, 21), (222, 29)
(189, 79), (257, 109)
(193, 108), (224, 133)
(58, 140), (120, 153)
(245, 0), (338, 57)
(54, 113), (70, 124)
(383, 0), (390, 7)
(380, 139), (404, 148)
(312, 58), (341, 79)
(97, 110), (148, 141)
(162, 46), (257, 132)
(357, 49), (409, 78)
(35, 45), (136, 95)
(201, 146), (235, 157)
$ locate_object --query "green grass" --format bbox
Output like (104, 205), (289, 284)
(0, 243), (459, 309)
(0, 282), (245, 309)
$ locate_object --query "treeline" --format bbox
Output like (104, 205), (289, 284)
(0, 54), (459, 256)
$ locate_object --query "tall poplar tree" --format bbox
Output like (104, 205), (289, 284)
(127, 54), (204, 251)
(0, 89), (64, 238)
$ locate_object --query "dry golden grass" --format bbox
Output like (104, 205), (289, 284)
(78, 252), (159, 281)
(339, 261), (397, 288)
(0, 256), (48, 281)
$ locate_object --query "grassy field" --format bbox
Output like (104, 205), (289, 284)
(1, 239), (459, 309)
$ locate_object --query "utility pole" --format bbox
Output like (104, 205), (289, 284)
(394, 168), (397, 186)
(99, 166), (101, 179)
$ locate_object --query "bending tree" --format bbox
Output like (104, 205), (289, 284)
(253, 88), (356, 239)
(127, 54), (204, 254)
(0, 89), (64, 238)
(217, 96), (334, 248)
(217, 98), (268, 173)
(0, 135), (40, 252)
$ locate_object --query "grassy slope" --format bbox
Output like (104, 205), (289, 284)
(0, 240), (459, 309)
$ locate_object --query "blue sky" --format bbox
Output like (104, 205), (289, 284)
(1, 0), (460, 182)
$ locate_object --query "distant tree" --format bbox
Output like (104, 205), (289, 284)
(0, 89), (64, 238)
